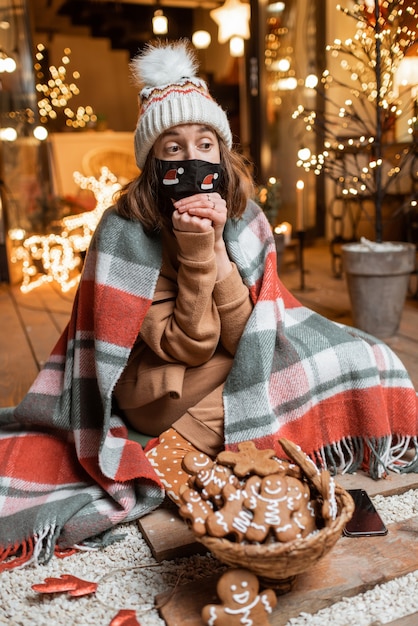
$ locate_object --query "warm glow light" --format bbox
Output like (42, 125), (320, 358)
(298, 147), (311, 161)
(275, 76), (297, 90)
(152, 10), (168, 35)
(0, 49), (16, 73)
(394, 56), (418, 90)
(210, 0), (250, 44)
(35, 45), (96, 130)
(267, 2), (285, 13)
(229, 36), (244, 57)
(305, 73), (318, 89)
(11, 167), (122, 293)
(33, 125), (48, 140)
(192, 30), (211, 49)
(274, 221), (292, 245)
(276, 58), (291, 72)
(0, 127), (17, 141)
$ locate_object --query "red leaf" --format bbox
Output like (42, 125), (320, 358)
(32, 574), (97, 597)
(109, 609), (141, 626)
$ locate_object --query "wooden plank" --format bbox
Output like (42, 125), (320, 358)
(337, 470), (418, 498)
(0, 286), (38, 406)
(34, 283), (75, 334)
(156, 516), (418, 626)
(11, 285), (67, 370)
(138, 500), (208, 562)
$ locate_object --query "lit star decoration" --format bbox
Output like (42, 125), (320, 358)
(9, 167), (121, 293)
(210, 0), (251, 44)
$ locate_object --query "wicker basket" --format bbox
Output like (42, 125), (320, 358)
(198, 483), (354, 589)
(182, 438), (356, 591)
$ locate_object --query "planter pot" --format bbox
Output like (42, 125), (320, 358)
(341, 241), (416, 338)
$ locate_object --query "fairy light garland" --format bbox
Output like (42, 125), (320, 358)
(34, 44), (97, 130)
(292, 1), (418, 199)
(9, 167), (122, 293)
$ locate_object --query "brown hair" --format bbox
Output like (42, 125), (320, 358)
(114, 136), (255, 233)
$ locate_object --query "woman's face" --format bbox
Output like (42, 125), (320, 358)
(153, 124), (221, 163)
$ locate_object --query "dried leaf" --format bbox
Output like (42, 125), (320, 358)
(32, 574), (97, 597)
(109, 609), (141, 626)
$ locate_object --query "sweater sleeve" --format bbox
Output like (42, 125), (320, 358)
(213, 262), (253, 355)
(139, 229), (221, 366)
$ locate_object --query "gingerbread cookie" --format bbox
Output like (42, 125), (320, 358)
(178, 487), (214, 537)
(201, 568), (277, 626)
(182, 450), (214, 475)
(205, 481), (256, 541)
(194, 464), (240, 506)
(217, 441), (285, 477)
(178, 439), (332, 547)
(244, 473), (316, 543)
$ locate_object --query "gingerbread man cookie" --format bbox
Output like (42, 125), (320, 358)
(195, 464), (240, 506)
(245, 473), (316, 543)
(178, 487), (214, 537)
(201, 568), (277, 626)
(205, 481), (258, 541)
(183, 451), (240, 506)
(182, 450), (214, 476)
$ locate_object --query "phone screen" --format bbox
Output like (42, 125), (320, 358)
(343, 489), (388, 537)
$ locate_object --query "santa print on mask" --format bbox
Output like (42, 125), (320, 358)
(156, 158), (224, 201)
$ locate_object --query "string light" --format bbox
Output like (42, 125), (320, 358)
(9, 167), (122, 293)
(192, 30), (211, 50)
(152, 10), (168, 35)
(292, 1), (418, 198)
(0, 48), (16, 72)
(35, 44), (97, 130)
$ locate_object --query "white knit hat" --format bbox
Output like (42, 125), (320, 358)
(130, 40), (233, 169)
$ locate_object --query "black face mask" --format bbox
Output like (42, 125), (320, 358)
(155, 159), (224, 201)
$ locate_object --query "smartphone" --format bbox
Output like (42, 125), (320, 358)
(343, 488), (388, 537)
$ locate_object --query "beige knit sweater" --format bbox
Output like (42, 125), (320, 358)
(113, 226), (253, 451)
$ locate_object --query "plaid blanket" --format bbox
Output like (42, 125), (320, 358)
(1, 201), (417, 570)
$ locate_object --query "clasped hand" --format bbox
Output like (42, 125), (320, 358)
(172, 193), (227, 243)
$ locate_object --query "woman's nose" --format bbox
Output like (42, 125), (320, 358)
(184, 145), (198, 160)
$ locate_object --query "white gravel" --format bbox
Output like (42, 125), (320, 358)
(0, 488), (417, 626)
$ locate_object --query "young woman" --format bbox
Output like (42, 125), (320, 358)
(0, 40), (417, 569)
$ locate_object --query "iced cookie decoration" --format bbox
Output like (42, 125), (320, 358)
(244, 473), (316, 543)
(178, 488), (213, 537)
(178, 437), (337, 545)
(201, 568), (277, 626)
(205, 479), (260, 541)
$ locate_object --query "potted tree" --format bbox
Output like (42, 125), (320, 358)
(294, 0), (417, 337)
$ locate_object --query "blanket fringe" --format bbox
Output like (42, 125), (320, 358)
(0, 537), (34, 572)
(315, 435), (418, 480)
(0, 525), (58, 573)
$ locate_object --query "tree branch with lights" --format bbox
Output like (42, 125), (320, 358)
(293, 0), (418, 243)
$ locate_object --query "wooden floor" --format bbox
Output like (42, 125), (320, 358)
(0, 241), (418, 408)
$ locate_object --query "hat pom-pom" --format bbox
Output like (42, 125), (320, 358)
(130, 40), (199, 89)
